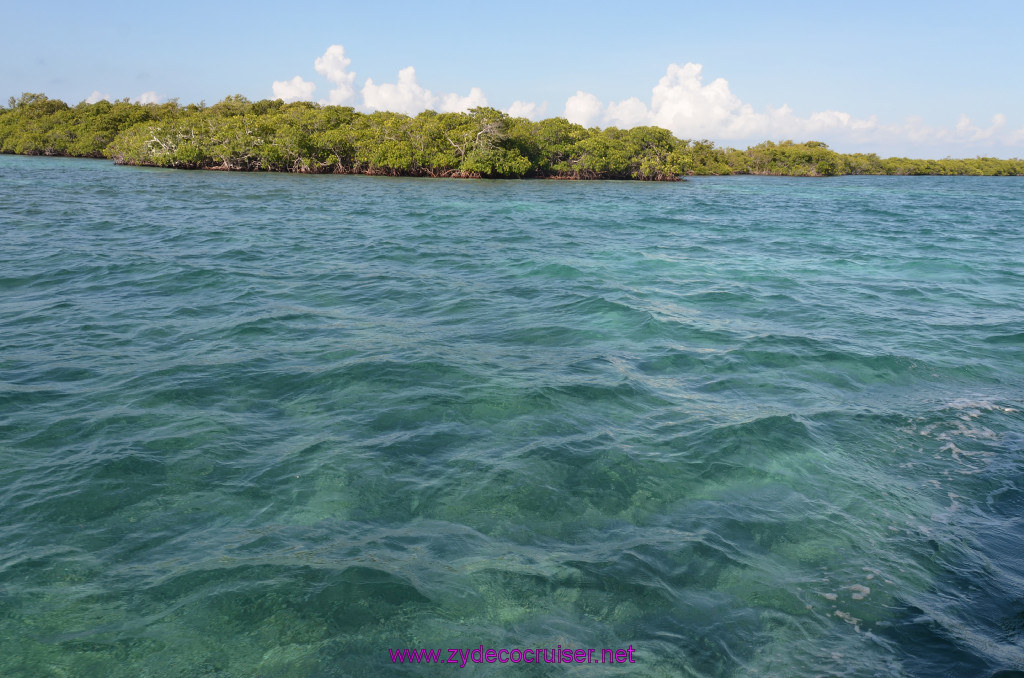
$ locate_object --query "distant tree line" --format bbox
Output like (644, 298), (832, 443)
(2, 93), (1022, 179)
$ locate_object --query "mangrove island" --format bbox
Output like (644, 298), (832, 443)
(2, 93), (1023, 180)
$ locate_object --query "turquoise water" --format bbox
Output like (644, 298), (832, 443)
(1, 155), (1023, 677)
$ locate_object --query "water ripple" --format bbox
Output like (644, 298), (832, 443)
(1, 157), (1023, 676)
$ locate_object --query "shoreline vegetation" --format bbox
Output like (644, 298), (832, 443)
(3, 93), (1023, 180)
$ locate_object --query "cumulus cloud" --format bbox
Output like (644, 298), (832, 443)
(135, 91), (163, 104)
(273, 45), (489, 115)
(1010, 124), (1024, 145)
(564, 91), (604, 128)
(85, 90), (110, 104)
(314, 44), (356, 105)
(882, 113), (1014, 151)
(271, 48), (1021, 155)
(272, 75), (316, 102)
(563, 63), (1023, 155)
(362, 66), (436, 114)
(565, 64), (771, 137)
(439, 87), (488, 113)
(604, 97), (650, 128)
(954, 113), (1005, 141)
(507, 100), (547, 120)
(362, 66), (488, 114)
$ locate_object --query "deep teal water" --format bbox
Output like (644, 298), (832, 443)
(1, 154), (1023, 677)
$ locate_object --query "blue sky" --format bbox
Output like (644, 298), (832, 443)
(4, 0), (1022, 157)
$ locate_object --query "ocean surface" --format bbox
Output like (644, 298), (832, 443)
(1, 154), (1023, 677)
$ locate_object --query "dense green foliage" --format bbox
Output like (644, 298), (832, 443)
(3, 93), (1023, 178)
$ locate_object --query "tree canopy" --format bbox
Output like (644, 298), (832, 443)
(2, 93), (1022, 179)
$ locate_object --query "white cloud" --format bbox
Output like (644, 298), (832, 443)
(272, 75), (316, 102)
(362, 66), (436, 115)
(954, 113), (1005, 141)
(604, 97), (649, 128)
(439, 87), (488, 113)
(272, 46), (491, 116)
(361, 66), (488, 115)
(563, 62), (1024, 155)
(650, 64), (764, 137)
(566, 63), (768, 138)
(507, 100), (547, 120)
(135, 91), (163, 104)
(271, 49), (1021, 156)
(85, 90), (110, 104)
(314, 44), (356, 105)
(564, 91), (604, 127)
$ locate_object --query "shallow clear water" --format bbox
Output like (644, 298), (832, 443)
(1, 155), (1023, 677)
